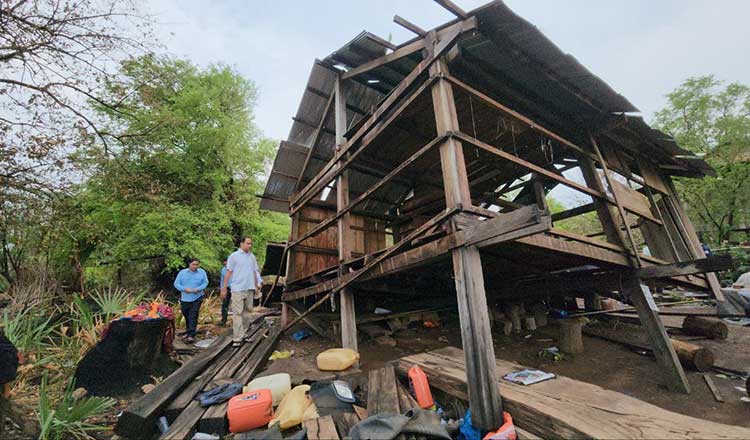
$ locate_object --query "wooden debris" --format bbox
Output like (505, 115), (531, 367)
(558, 317), (586, 354)
(304, 415), (340, 440)
(703, 374), (723, 403)
(397, 347), (750, 439)
(671, 339), (714, 372)
(367, 365), (400, 415)
(396, 379), (418, 412)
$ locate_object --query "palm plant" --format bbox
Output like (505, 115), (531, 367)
(1, 307), (55, 357)
(38, 376), (116, 440)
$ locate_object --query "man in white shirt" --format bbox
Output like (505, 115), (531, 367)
(221, 236), (263, 346)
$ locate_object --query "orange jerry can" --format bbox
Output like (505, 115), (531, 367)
(408, 366), (435, 409)
(227, 389), (274, 433)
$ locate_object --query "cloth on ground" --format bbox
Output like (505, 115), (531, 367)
(349, 408), (451, 440)
(718, 289), (750, 316)
(197, 383), (243, 407)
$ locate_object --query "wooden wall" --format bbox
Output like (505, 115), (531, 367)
(289, 206), (387, 283)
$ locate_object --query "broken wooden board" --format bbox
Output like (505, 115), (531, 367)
(367, 364), (400, 415)
(304, 415), (340, 440)
(396, 347), (750, 439)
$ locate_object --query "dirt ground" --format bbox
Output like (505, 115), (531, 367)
(263, 307), (750, 429)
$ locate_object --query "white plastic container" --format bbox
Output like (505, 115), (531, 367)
(244, 373), (291, 406)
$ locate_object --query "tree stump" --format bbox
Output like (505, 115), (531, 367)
(524, 316), (537, 331)
(504, 303), (523, 334)
(532, 304), (548, 327)
(671, 339), (714, 372)
(682, 316), (728, 340)
(559, 318), (586, 354)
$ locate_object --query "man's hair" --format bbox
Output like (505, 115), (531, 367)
(238, 236), (253, 246)
(188, 257), (200, 264)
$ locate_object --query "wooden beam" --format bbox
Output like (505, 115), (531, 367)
(551, 203), (596, 222)
(635, 255), (732, 280)
(393, 14), (426, 36)
(590, 134), (642, 266)
(430, 53), (502, 431)
(434, 0), (468, 18)
(291, 17), (477, 210)
(282, 208), (457, 332)
(335, 77), (358, 354)
(287, 135), (445, 248)
(622, 277), (691, 393)
(342, 38), (423, 80)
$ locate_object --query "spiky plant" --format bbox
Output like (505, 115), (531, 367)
(37, 376), (116, 440)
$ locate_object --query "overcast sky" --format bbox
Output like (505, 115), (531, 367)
(151, 0), (750, 142)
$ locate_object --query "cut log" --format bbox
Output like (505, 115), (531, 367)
(671, 339), (714, 372)
(558, 318), (586, 354)
(396, 379), (418, 412)
(396, 347), (750, 439)
(682, 315), (728, 340)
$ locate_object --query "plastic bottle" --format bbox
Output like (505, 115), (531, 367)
(245, 373), (291, 406)
(156, 416), (169, 434)
(408, 365), (435, 409)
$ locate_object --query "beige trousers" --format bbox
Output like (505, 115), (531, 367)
(231, 289), (255, 342)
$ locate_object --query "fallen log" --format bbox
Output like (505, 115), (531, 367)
(682, 315), (728, 340)
(396, 347), (750, 439)
(583, 323), (715, 372)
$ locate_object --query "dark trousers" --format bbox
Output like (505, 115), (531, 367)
(180, 297), (203, 338)
(221, 288), (232, 323)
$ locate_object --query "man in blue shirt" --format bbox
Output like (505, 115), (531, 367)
(173, 258), (208, 343)
(221, 236), (263, 346)
(219, 259), (232, 326)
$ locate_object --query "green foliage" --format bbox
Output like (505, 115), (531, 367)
(654, 76), (750, 245)
(64, 54), (288, 287)
(38, 376), (116, 440)
(547, 197), (600, 236)
(1, 307), (55, 356)
(90, 286), (145, 321)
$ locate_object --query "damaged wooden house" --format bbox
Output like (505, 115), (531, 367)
(259, 0), (728, 430)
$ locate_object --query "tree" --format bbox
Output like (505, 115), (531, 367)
(654, 76), (750, 244)
(67, 55), (288, 290)
(0, 0), (152, 286)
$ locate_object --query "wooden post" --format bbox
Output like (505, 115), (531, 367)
(430, 52), (503, 430)
(335, 77), (358, 353)
(623, 278), (691, 393)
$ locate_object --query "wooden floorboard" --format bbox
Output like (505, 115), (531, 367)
(396, 347), (750, 439)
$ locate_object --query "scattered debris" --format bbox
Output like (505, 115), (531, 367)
(72, 387), (88, 400)
(141, 384), (156, 394)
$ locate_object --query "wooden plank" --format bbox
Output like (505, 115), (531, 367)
(163, 326), (268, 439)
(164, 323), (264, 421)
(396, 380), (419, 412)
(551, 203), (596, 222)
(434, 0), (467, 17)
(703, 374), (724, 403)
(396, 347), (750, 439)
(286, 302), (330, 339)
(291, 17), (476, 211)
(304, 415), (340, 440)
(282, 208), (457, 331)
(114, 335), (233, 438)
(430, 54), (502, 431)
(335, 77), (358, 354)
(635, 255), (732, 279)
(393, 14), (426, 36)
(609, 178), (661, 224)
(367, 365), (400, 415)
(623, 277), (690, 393)
(333, 412), (361, 440)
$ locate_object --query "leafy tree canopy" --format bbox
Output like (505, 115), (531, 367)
(654, 76), (750, 244)
(65, 54), (288, 286)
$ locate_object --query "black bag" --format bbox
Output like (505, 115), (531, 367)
(0, 330), (19, 384)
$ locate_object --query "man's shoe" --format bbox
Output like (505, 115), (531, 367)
(219, 320), (227, 327)
(232, 340), (242, 347)
(185, 336), (195, 343)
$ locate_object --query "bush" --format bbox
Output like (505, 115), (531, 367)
(38, 376), (115, 440)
